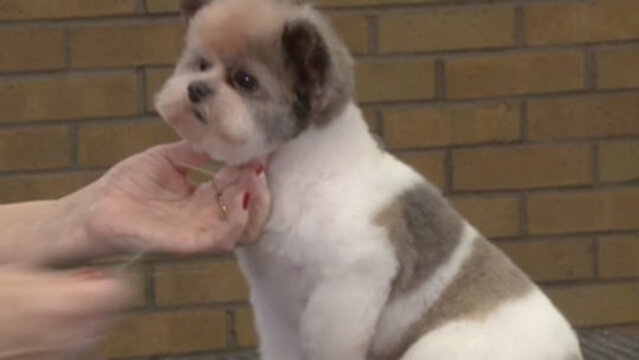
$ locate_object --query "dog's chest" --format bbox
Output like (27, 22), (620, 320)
(236, 169), (396, 309)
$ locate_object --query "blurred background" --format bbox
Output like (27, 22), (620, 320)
(0, 0), (637, 359)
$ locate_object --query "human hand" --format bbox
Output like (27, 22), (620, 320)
(80, 141), (271, 255)
(0, 267), (131, 360)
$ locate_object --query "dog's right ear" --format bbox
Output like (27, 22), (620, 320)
(180, 0), (212, 18)
(282, 17), (354, 125)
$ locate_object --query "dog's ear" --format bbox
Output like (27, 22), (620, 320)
(282, 18), (353, 124)
(283, 20), (329, 119)
(180, 0), (212, 18)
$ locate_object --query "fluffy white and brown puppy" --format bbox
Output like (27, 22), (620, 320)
(156, 0), (583, 359)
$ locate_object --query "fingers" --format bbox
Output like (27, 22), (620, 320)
(213, 166), (241, 192)
(152, 141), (212, 171)
(144, 159), (268, 255)
(212, 162), (269, 247)
(184, 178), (248, 253)
(62, 271), (134, 314)
(214, 159), (265, 192)
(214, 180), (251, 251)
(241, 168), (271, 244)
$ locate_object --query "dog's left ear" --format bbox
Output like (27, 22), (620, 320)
(180, 0), (212, 18)
(282, 18), (353, 124)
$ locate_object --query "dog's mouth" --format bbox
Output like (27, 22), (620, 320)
(191, 107), (207, 124)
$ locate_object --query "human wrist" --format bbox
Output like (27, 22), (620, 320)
(55, 181), (118, 262)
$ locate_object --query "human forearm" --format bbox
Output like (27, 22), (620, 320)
(0, 184), (112, 266)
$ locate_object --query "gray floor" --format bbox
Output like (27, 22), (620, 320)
(580, 331), (639, 360)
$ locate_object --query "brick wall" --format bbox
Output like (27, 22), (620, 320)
(0, 0), (637, 358)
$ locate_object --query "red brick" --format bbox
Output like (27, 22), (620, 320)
(356, 60), (435, 102)
(452, 197), (520, 239)
(235, 307), (258, 348)
(498, 238), (594, 282)
(0, 0), (136, 20)
(599, 236), (639, 279)
(453, 145), (592, 191)
(0, 74), (139, 123)
(599, 141), (639, 183)
(596, 47), (639, 90)
(318, 0), (437, 5)
(146, 0), (179, 13)
(383, 103), (520, 149)
(379, 8), (515, 53)
(331, 14), (369, 54)
(0, 173), (99, 203)
(546, 283), (639, 327)
(154, 260), (249, 306)
(0, 29), (64, 72)
(0, 127), (71, 171)
(70, 23), (185, 68)
(77, 122), (178, 168)
(528, 95), (639, 141)
(527, 189), (639, 235)
(105, 310), (226, 357)
(447, 52), (584, 99)
(397, 151), (445, 190)
(526, 0), (639, 45)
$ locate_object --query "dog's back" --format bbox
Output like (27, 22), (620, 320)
(369, 179), (581, 359)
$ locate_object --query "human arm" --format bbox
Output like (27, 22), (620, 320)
(0, 141), (270, 266)
(0, 266), (132, 360)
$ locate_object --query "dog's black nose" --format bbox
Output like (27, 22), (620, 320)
(188, 81), (213, 103)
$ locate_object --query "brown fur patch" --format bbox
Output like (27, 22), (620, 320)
(417, 238), (533, 330)
(386, 238), (534, 358)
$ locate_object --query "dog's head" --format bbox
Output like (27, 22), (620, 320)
(155, 0), (354, 165)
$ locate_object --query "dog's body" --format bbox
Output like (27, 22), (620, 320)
(237, 103), (581, 360)
(157, 1), (583, 358)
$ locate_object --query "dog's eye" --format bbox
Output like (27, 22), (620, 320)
(197, 58), (211, 72)
(233, 71), (259, 92)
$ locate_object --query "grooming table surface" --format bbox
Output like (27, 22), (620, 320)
(580, 332), (639, 360)
(157, 332), (639, 359)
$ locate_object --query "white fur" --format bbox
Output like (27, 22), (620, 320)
(155, 54), (275, 166)
(401, 289), (581, 360)
(236, 103), (581, 359)
(370, 223), (478, 356)
(237, 103), (422, 359)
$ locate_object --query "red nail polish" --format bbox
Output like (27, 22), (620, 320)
(256, 165), (264, 176)
(243, 193), (252, 210)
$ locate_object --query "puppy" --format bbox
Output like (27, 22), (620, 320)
(156, 0), (584, 359)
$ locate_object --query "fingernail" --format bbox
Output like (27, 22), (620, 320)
(243, 192), (252, 210)
(71, 269), (107, 280)
(256, 165), (264, 176)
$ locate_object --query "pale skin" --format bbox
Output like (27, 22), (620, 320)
(0, 141), (271, 360)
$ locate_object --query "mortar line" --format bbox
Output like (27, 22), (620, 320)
(365, 15), (378, 54)
(514, 6), (525, 48)
(435, 60), (447, 100)
(584, 46), (596, 90)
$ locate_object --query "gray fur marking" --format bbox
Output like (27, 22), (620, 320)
(374, 183), (534, 358)
(376, 183), (464, 297)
